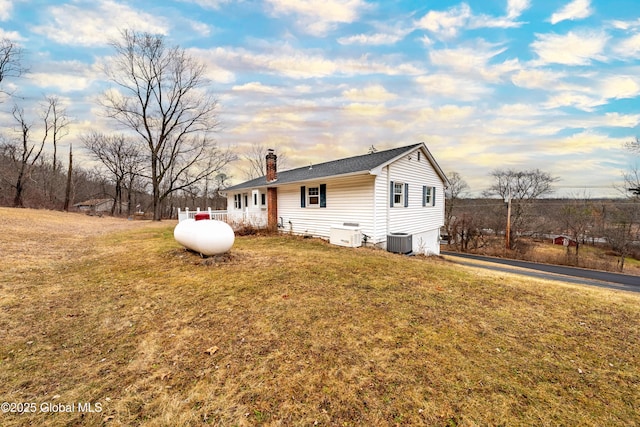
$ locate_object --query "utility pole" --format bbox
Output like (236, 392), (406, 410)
(505, 186), (512, 250)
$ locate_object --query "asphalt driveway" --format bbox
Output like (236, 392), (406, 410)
(441, 251), (640, 293)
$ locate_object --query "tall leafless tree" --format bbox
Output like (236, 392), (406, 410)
(3, 104), (53, 207)
(100, 30), (236, 220)
(3, 98), (71, 208)
(242, 144), (288, 180)
(484, 168), (558, 249)
(444, 171), (469, 244)
(82, 132), (145, 215)
(557, 194), (594, 264)
(0, 38), (25, 98)
(42, 96), (70, 203)
(603, 202), (638, 272)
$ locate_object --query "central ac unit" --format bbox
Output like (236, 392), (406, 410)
(387, 233), (412, 254)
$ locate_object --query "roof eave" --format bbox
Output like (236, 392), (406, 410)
(223, 170), (373, 192)
(376, 142), (449, 185)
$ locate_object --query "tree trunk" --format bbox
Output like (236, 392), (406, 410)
(126, 175), (135, 216)
(13, 165), (25, 207)
(63, 145), (73, 211)
(50, 144), (57, 204)
(153, 186), (161, 220)
(111, 180), (122, 216)
(151, 152), (162, 221)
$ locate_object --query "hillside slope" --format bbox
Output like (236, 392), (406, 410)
(0, 208), (638, 426)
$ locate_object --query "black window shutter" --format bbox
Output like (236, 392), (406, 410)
(300, 186), (306, 208)
(320, 184), (327, 208)
(422, 186), (427, 207)
(432, 187), (436, 206)
(404, 183), (409, 207)
(389, 181), (394, 207)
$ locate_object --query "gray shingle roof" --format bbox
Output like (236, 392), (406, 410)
(225, 143), (425, 191)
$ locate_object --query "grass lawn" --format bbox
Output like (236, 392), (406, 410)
(0, 208), (639, 426)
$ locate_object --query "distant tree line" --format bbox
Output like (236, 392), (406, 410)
(445, 162), (640, 272)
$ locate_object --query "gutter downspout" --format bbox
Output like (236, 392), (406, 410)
(372, 176), (376, 248)
(386, 165), (390, 240)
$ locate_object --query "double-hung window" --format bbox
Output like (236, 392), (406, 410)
(307, 187), (320, 207)
(423, 186), (436, 207)
(390, 181), (409, 207)
(300, 184), (327, 208)
(234, 194), (242, 209)
(394, 183), (403, 206)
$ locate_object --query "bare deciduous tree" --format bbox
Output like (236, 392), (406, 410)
(82, 132), (144, 215)
(100, 30), (236, 220)
(0, 38), (25, 98)
(484, 168), (558, 249)
(603, 202), (638, 271)
(444, 171), (469, 244)
(558, 195), (594, 264)
(43, 96), (70, 202)
(450, 212), (480, 252)
(242, 144), (288, 180)
(3, 104), (53, 207)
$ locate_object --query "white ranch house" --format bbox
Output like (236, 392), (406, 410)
(221, 143), (448, 255)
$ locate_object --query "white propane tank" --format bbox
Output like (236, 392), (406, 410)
(174, 218), (235, 256)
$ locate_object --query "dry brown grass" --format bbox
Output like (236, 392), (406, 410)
(451, 236), (640, 275)
(1, 208), (639, 426)
(526, 241), (640, 274)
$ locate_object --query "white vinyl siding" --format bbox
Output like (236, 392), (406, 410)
(389, 155), (443, 233)
(226, 145), (446, 254)
(373, 147), (445, 254)
(227, 189), (268, 227)
(277, 174), (375, 239)
(374, 169), (389, 244)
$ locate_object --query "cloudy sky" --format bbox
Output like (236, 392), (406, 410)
(1, 0), (639, 196)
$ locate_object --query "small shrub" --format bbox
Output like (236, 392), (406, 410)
(234, 223), (260, 236)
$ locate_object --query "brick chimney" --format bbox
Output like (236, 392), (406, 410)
(266, 149), (278, 230)
(266, 149), (277, 183)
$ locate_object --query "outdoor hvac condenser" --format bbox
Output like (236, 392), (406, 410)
(387, 233), (412, 254)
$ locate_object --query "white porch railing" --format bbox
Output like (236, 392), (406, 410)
(177, 208), (267, 229)
(177, 207), (228, 223)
